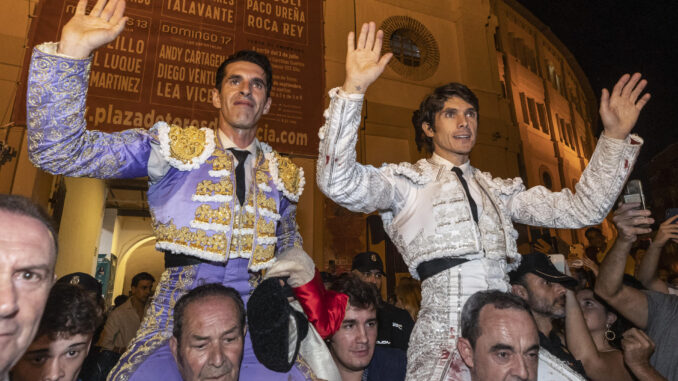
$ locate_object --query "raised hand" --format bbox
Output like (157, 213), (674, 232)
(599, 73), (651, 140)
(58, 0), (128, 59)
(622, 328), (655, 368)
(653, 214), (678, 246)
(342, 22), (393, 94)
(612, 203), (654, 243)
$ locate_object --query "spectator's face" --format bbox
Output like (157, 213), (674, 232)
(211, 61), (271, 131)
(329, 305), (377, 374)
(170, 296), (245, 381)
(11, 333), (92, 381)
(131, 280), (154, 304)
(576, 289), (615, 334)
(458, 306), (539, 381)
(517, 274), (567, 319)
(0, 211), (55, 375)
(354, 269), (383, 293)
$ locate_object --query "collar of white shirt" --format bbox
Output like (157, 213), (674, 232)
(217, 129), (258, 158)
(428, 153), (473, 178)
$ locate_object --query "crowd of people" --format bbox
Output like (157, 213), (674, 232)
(1, 0), (676, 380)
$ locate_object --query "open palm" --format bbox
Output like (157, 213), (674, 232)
(599, 73), (651, 140)
(342, 22), (393, 94)
(59, 0), (128, 58)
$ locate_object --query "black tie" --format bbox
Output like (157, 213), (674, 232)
(452, 167), (478, 223)
(229, 149), (250, 205)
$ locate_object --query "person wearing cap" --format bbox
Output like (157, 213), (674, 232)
(352, 251), (414, 351)
(316, 21), (648, 380)
(509, 252), (587, 380)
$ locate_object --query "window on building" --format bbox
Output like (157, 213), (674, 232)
(541, 170), (553, 190)
(548, 63), (556, 85)
(527, 97), (540, 131)
(537, 103), (549, 134)
(557, 117), (566, 144)
(567, 123), (579, 153)
(512, 37), (537, 74)
(390, 29), (421, 67)
(519, 93), (530, 124)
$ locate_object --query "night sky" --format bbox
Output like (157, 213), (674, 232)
(515, 0), (678, 179)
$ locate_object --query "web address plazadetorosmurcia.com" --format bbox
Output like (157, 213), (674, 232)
(87, 105), (309, 147)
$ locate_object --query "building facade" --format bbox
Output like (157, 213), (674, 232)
(0, 0), (600, 295)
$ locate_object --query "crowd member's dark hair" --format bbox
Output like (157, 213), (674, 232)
(215, 50), (273, 98)
(461, 290), (533, 348)
(330, 273), (380, 310)
(0, 194), (58, 255)
(173, 283), (245, 341)
(412, 82), (479, 153)
(114, 295), (129, 309)
(131, 272), (155, 287)
(585, 227), (603, 238)
(36, 283), (104, 340)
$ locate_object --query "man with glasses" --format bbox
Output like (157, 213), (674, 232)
(352, 251), (414, 351)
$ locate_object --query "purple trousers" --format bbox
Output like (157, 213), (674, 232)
(107, 259), (314, 380)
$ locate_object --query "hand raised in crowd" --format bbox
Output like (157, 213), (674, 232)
(621, 328), (656, 370)
(342, 22), (393, 94)
(599, 73), (651, 140)
(612, 203), (654, 243)
(532, 238), (553, 254)
(582, 257), (599, 276)
(653, 214), (678, 247)
(59, 0), (128, 59)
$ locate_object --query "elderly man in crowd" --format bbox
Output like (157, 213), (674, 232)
(0, 195), (58, 381)
(456, 290), (539, 381)
(169, 284), (247, 381)
(11, 283), (104, 381)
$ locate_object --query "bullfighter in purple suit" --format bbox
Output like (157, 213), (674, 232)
(25, 0), (315, 379)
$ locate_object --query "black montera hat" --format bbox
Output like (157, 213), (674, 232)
(508, 252), (577, 289)
(247, 277), (309, 372)
(351, 251), (384, 274)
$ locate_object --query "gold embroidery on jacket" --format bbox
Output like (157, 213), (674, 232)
(208, 150), (234, 172)
(195, 179), (234, 197)
(275, 153), (301, 195)
(257, 192), (277, 213)
(155, 221), (228, 255)
(168, 125), (206, 163)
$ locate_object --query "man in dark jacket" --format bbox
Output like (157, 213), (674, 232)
(352, 252), (414, 350)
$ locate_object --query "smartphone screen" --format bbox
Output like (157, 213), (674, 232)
(666, 208), (678, 224)
(623, 179), (646, 210)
